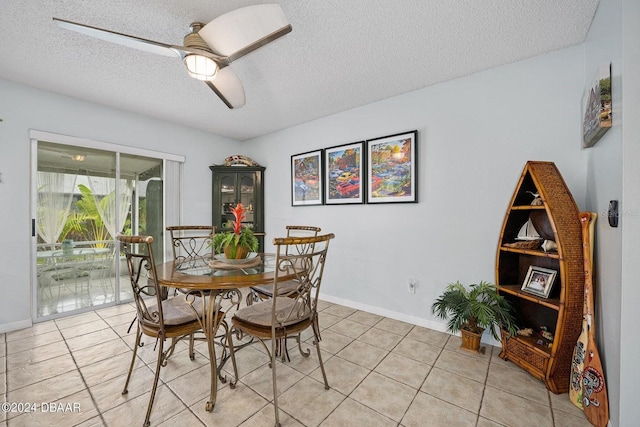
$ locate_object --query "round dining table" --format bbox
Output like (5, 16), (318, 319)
(155, 253), (280, 290)
(154, 253), (294, 412)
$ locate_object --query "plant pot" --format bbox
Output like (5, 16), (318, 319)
(224, 244), (249, 259)
(61, 239), (75, 256)
(460, 328), (485, 353)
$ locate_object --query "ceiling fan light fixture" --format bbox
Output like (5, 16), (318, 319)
(184, 54), (218, 81)
(54, 4), (291, 109)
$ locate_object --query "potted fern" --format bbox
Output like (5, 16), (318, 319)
(211, 202), (259, 259)
(431, 281), (518, 352)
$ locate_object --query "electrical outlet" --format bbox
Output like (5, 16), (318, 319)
(408, 280), (416, 294)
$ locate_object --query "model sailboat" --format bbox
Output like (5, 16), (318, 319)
(517, 218), (541, 240)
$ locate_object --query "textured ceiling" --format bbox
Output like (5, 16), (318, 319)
(0, 1), (598, 141)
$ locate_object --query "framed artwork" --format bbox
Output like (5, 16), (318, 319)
(291, 150), (323, 206)
(366, 130), (417, 204)
(324, 141), (364, 204)
(582, 63), (612, 148)
(521, 266), (557, 299)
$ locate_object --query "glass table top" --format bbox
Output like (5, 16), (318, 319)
(175, 254), (276, 278)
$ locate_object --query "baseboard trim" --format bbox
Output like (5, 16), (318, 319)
(0, 318), (33, 334)
(318, 292), (502, 347)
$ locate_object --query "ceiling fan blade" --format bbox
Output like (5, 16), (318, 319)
(205, 67), (246, 109)
(53, 17), (180, 58)
(199, 4), (292, 62)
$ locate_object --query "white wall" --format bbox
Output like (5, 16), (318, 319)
(619, 0), (640, 423)
(0, 79), (238, 330)
(591, 0), (640, 426)
(246, 46), (587, 336)
(582, 0), (637, 425)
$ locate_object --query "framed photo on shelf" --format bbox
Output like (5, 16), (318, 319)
(291, 150), (323, 206)
(324, 141), (364, 204)
(521, 266), (557, 298)
(366, 130), (417, 204)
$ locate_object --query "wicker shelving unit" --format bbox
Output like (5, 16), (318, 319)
(495, 161), (584, 394)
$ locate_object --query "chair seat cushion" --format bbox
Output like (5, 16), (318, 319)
(233, 296), (310, 328)
(148, 296), (206, 326)
(251, 280), (300, 297)
(51, 269), (90, 281)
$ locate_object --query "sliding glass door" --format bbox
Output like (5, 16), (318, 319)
(34, 141), (164, 319)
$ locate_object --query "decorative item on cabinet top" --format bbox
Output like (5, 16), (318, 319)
(223, 155), (260, 167)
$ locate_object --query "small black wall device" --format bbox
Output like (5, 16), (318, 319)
(608, 200), (619, 227)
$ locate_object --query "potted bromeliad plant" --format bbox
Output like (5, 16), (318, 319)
(431, 281), (518, 353)
(211, 202), (259, 259)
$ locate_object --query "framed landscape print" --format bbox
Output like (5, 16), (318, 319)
(324, 141), (364, 204)
(366, 130), (417, 204)
(291, 150), (323, 206)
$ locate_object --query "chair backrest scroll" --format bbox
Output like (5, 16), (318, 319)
(117, 234), (166, 332)
(272, 233), (334, 326)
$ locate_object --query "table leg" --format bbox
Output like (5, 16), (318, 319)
(186, 289), (242, 412)
(205, 293), (219, 412)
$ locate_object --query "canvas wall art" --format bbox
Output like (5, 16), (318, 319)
(582, 63), (612, 148)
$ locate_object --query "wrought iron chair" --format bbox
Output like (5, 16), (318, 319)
(166, 226), (240, 389)
(166, 225), (215, 265)
(37, 253), (61, 314)
(166, 225), (215, 298)
(118, 234), (215, 427)
(87, 243), (116, 290)
(232, 232), (334, 427)
(50, 249), (96, 304)
(246, 226), (321, 361)
(248, 226), (321, 302)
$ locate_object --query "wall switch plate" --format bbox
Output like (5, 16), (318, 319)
(408, 280), (416, 294)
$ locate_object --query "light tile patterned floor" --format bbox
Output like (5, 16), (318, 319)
(1, 301), (591, 426)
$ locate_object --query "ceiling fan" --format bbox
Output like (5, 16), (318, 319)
(53, 4), (292, 109)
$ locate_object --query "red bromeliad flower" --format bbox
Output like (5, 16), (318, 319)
(230, 203), (246, 235)
(211, 202), (258, 257)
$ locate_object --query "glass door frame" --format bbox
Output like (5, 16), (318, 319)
(30, 130), (185, 322)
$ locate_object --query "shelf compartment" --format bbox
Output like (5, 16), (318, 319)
(498, 284), (560, 310)
(510, 205), (546, 210)
(496, 251), (561, 287)
(500, 246), (560, 259)
(503, 332), (553, 357)
(500, 331), (550, 380)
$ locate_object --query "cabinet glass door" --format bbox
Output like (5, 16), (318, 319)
(219, 174), (237, 230)
(238, 173), (256, 230)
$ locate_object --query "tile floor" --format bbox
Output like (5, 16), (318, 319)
(1, 300), (591, 426)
